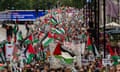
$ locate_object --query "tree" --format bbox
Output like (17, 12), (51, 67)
(0, 0), (87, 11)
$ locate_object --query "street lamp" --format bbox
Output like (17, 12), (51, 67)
(103, 0), (106, 58)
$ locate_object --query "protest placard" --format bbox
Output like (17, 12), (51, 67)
(102, 59), (112, 66)
(5, 43), (14, 60)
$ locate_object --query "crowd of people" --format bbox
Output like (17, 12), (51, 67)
(0, 6), (120, 72)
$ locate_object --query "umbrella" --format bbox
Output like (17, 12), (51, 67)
(100, 22), (120, 28)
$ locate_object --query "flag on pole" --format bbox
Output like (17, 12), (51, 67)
(112, 56), (120, 66)
(53, 43), (61, 55)
(16, 31), (23, 41)
(52, 28), (65, 34)
(50, 17), (58, 25)
(24, 39), (31, 45)
(39, 32), (45, 39)
(61, 45), (75, 57)
(87, 36), (93, 51)
(32, 38), (39, 44)
(25, 34), (35, 64)
(27, 35), (35, 54)
(26, 53), (34, 64)
(59, 28), (65, 34)
(28, 44), (36, 54)
(106, 44), (115, 56)
(93, 44), (100, 57)
(55, 55), (74, 64)
(42, 32), (54, 47)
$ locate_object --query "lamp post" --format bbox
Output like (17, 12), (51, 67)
(94, 0), (100, 50)
(103, 0), (106, 58)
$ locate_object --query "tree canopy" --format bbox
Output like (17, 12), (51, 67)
(0, 0), (88, 11)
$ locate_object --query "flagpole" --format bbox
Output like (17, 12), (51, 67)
(97, 0), (100, 51)
(103, 0), (106, 58)
(95, 0), (100, 50)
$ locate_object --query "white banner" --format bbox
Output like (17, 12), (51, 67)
(102, 59), (112, 66)
(5, 43), (14, 60)
(82, 59), (89, 66)
(81, 42), (85, 54)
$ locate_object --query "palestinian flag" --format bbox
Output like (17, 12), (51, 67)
(59, 28), (65, 34)
(52, 43), (74, 64)
(61, 45), (75, 57)
(24, 39), (31, 45)
(25, 35), (35, 64)
(112, 56), (120, 66)
(86, 36), (100, 57)
(42, 32), (54, 47)
(53, 43), (61, 55)
(39, 32), (45, 39)
(52, 28), (65, 34)
(38, 45), (46, 61)
(87, 36), (93, 51)
(93, 44), (100, 57)
(27, 34), (35, 54)
(106, 44), (115, 56)
(32, 38), (39, 44)
(16, 31), (23, 41)
(50, 17), (58, 25)
(55, 54), (74, 65)
(26, 53), (34, 64)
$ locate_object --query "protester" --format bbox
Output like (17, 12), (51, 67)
(25, 21), (30, 36)
(0, 6), (119, 72)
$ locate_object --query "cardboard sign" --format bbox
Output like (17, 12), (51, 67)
(5, 43), (14, 60)
(82, 59), (89, 66)
(102, 59), (112, 66)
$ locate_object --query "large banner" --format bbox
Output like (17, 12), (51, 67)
(0, 10), (47, 21)
(5, 43), (14, 60)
